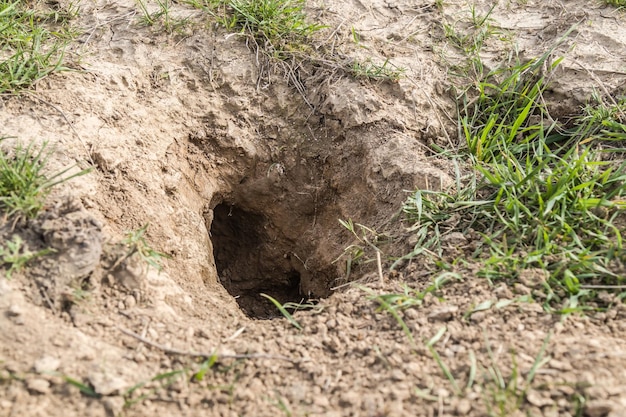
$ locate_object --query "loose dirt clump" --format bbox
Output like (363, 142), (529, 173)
(2, 0), (626, 416)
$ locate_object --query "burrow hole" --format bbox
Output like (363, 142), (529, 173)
(211, 203), (310, 318)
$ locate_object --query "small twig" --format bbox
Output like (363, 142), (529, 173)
(224, 326), (246, 341)
(40, 287), (58, 316)
(376, 250), (384, 284)
(118, 327), (300, 363)
(323, 16), (349, 44)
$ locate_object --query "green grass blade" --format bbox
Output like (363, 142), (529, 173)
(261, 293), (303, 330)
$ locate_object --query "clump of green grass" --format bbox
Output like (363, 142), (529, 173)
(260, 293), (303, 330)
(136, 0), (191, 34)
(350, 58), (405, 83)
(185, 0), (325, 56)
(438, 3), (510, 82)
(120, 224), (171, 273)
(402, 48), (626, 309)
(0, 0), (78, 93)
(0, 138), (88, 277)
(186, 0), (404, 86)
(226, 0), (325, 50)
(603, 0), (626, 7)
(334, 219), (386, 282)
(0, 235), (51, 278)
(443, 3), (499, 57)
(0, 139), (89, 218)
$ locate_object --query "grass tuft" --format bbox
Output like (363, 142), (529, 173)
(261, 293), (303, 330)
(402, 33), (626, 309)
(0, 139), (89, 218)
(120, 224), (171, 273)
(0, 0), (78, 93)
(0, 235), (51, 278)
(227, 0), (325, 49)
(136, 0), (191, 34)
(350, 58), (405, 83)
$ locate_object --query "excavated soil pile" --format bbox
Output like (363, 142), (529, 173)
(2, 1), (626, 416)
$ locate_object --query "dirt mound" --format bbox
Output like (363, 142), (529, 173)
(2, 0), (626, 416)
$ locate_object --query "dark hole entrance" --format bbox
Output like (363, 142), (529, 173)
(211, 203), (304, 318)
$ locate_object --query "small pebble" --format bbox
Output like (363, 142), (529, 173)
(526, 390), (553, 407)
(7, 304), (22, 317)
(390, 369), (406, 381)
(124, 295), (136, 309)
(427, 305), (458, 321)
(102, 397), (125, 417)
(584, 400), (613, 417)
(27, 378), (51, 395)
(456, 398), (472, 415)
(34, 356), (61, 374)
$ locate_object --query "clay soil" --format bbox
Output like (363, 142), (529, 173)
(2, 1), (626, 416)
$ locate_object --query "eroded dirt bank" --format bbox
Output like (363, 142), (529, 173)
(2, 0), (626, 416)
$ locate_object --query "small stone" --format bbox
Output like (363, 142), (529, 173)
(403, 362), (421, 376)
(339, 391), (361, 407)
(315, 323), (328, 335)
(0, 400), (12, 409)
(493, 284), (513, 299)
(102, 397), (125, 417)
(441, 232), (467, 246)
(314, 395), (330, 408)
(216, 393), (230, 404)
(338, 302), (354, 315)
(427, 305), (458, 321)
(542, 407), (559, 417)
(513, 283), (532, 295)
(147, 328), (159, 340)
(456, 398), (472, 415)
(133, 352), (146, 363)
(88, 371), (129, 396)
(435, 388), (450, 398)
(27, 378), (51, 395)
(470, 311), (487, 323)
(124, 295), (136, 309)
(584, 400), (613, 417)
(518, 268), (547, 288)
(526, 390), (553, 408)
(7, 304), (22, 317)
(548, 359), (573, 371)
(235, 388), (255, 402)
(169, 379), (184, 393)
(34, 356), (61, 374)
(553, 322), (565, 334)
(404, 308), (420, 320)
(390, 369), (406, 381)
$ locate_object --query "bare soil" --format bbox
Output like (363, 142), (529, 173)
(2, 0), (626, 416)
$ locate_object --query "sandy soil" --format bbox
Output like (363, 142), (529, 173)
(1, 0), (626, 416)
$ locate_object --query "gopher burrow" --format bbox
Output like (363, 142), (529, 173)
(183, 81), (454, 319)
